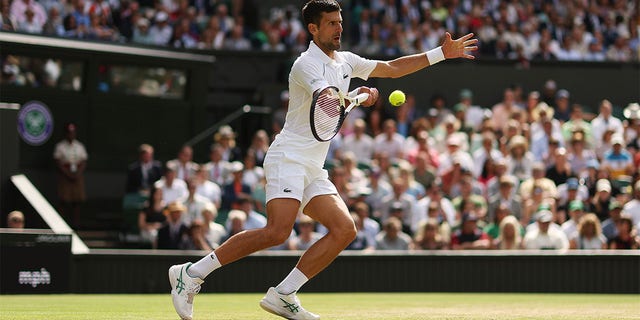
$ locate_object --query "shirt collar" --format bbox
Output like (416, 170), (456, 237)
(307, 41), (334, 65)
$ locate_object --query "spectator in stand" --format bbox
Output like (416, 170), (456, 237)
(225, 194), (266, 232)
(183, 178), (212, 227)
(6, 211), (25, 229)
(10, 0), (46, 30)
(601, 135), (634, 180)
(203, 143), (230, 187)
(484, 203), (510, 241)
(42, 6), (65, 36)
(214, 125), (242, 162)
(519, 161), (558, 202)
(220, 161), (251, 211)
(138, 186), (167, 248)
(373, 119), (405, 161)
(571, 213), (607, 249)
(591, 99), (624, 151)
(193, 165), (221, 209)
(562, 104), (593, 145)
(201, 202), (225, 249)
(288, 215), (322, 250)
(487, 174), (522, 225)
(411, 218), (447, 250)
(157, 201), (190, 249)
(132, 17), (154, 45)
(346, 213), (375, 251)
(149, 11), (172, 45)
(247, 129), (270, 167)
(504, 135), (534, 182)
(170, 18), (197, 48)
(17, 7), (42, 33)
(591, 179), (614, 222)
(224, 23), (251, 50)
(241, 150), (265, 191)
(602, 200), (623, 241)
(376, 216), (412, 250)
(343, 118), (374, 164)
(493, 215), (523, 250)
(379, 178), (415, 234)
(492, 88), (519, 133)
(221, 209), (246, 243)
(567, 132), (597, 179)
(167, 145), (198, 181)
(154, 163), (188, 204)
(561, 200), (586, 248)
(450, 213), (490, 250)
(184, 219), (214, 251)
(608, 215), (639, 249)
(53, 122), (88, 228)
(126, 143), (163, 195)
(472, 131), (502, 178)
(546, 148), (574, 186)
(523, 210), (569, 250)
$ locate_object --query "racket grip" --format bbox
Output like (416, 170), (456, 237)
(353, 93), (369, 105)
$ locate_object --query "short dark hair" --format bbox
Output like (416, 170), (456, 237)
(302, 0), (341, 26)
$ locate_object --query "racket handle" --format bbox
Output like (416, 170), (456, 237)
(352, 92), (370, 105)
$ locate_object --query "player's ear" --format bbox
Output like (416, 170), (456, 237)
(308, 23), (318, 35)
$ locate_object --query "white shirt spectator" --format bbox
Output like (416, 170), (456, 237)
(154, 178), (188, 204)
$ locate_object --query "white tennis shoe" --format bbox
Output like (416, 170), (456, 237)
(259, 287), (320, 320)
(169, 263), (204, 320)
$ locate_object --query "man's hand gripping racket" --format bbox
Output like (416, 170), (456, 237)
(310, 86), (372, 142)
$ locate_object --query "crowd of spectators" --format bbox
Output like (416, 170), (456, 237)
(1, 0), (638, 62)
(126, 81), (640, 251)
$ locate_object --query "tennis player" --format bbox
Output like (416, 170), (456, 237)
(169, 1), (478, 319)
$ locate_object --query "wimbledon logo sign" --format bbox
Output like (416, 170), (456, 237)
(17, 101), (53, 146)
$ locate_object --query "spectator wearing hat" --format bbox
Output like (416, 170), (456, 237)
(450, 213), (490, 250)
(132, 17), (154, 45)
(601, 135), (633, 180)
(518, 161), (558, 201)
(149, 10), (172, 45)
(591, 99), (623, 150)
(375, 216), (412, 250)
(622, 181), (640, 231)
(7, 211), (25, 229)
(214, 125), (242, 162)
(556, 177), (589, 215)
(571, 213), (607, 249)
(505, 135), (535, 182)
(154, 163), (188, 204)
(591, 179), (613, 222)
(523, 210), (569, 250)
(53, 122), (88, 228)
(561, 200), (586, 247)
(487, 175), (522, 221)
(220, 161), (251, 211)
(157, 201), (190, 249)
(167, 145), (198, 181)
(602, 200), (623, 241)
(608, 215), (639, 249)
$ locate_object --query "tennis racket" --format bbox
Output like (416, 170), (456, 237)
(310, 86), (369, 142)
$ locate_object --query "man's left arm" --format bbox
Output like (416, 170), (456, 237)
(369, 32), (478, 79)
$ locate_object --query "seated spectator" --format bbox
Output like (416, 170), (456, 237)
(608, 215), (639, 249)
(194, 165), (222, 209)
(220, 161), (251, 211)
(126, 143), (163, 195)
(7, 210), (25, 229)
(346, 213), (375, 251)
(602, 200), (623, 241)
(450, 213), (490, 250)
(571, 213), (607, 249)
(167, 145), (198, 181)
(352, 201), (380, 248)
(288, 215), (322, 250)
(225, 194), (266, 231)
(154, 163), (188, 204)
(138, 187), (167, 248)
(376, 217), (412, 250)
(591, 179), (613, 222)
(132, 17), (154, 45)
(487, 175), (522, 223)
(561, 200), (586, 247)
(214, 125), (243, 162)
(221, 209), (246, 243)
(484, 203), (510, 240)
(623, 181), (640, 230)
(184, 219), (214, 251)
(493, 215), (523, 250)
(156, 201), (190, 249)
(149, 11), (173, 46)
(410, 218), (447, 250)
(201, 203), (226, 248)
(203, 143), (231, 186)
(523, 210), (569, 250)
(183, 178), (213, 227)
(241, 150), (265, 192)
(601, 135), (634, 180)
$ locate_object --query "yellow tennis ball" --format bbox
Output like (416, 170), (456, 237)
(389, 90), (406, 107)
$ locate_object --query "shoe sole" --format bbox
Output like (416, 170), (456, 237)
(260, 299), (293, 319)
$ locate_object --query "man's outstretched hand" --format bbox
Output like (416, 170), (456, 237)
(442, 32), (478, 60)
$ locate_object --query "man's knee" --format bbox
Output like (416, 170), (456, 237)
(263, 227), (291, 246)
(334, 221), (357, 244)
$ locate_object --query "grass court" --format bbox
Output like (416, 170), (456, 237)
(1, 292), (638, 319)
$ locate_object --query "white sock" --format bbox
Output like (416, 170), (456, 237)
(187, 251), (222, 279)
(275, 267), (309, 295)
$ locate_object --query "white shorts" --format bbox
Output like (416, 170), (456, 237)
(263, 132), (336, 210)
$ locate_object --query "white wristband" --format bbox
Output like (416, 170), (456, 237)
(426, 46), (445, 65)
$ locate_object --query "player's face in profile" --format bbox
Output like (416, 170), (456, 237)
(315, 11), (342, 52)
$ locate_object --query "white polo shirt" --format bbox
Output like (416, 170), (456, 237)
(275, 41), (377, 165)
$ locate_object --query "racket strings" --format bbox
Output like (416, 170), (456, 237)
(312, 89), (344, 141)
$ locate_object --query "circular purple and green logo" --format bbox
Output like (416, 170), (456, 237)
(17, 101), (53, 146)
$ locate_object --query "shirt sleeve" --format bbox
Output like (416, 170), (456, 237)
(290, 59), (329, 95)
(341, 51), (378, 81)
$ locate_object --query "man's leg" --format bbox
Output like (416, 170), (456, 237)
(169, 198), (299, 320)
(260, 194), (356, 320)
